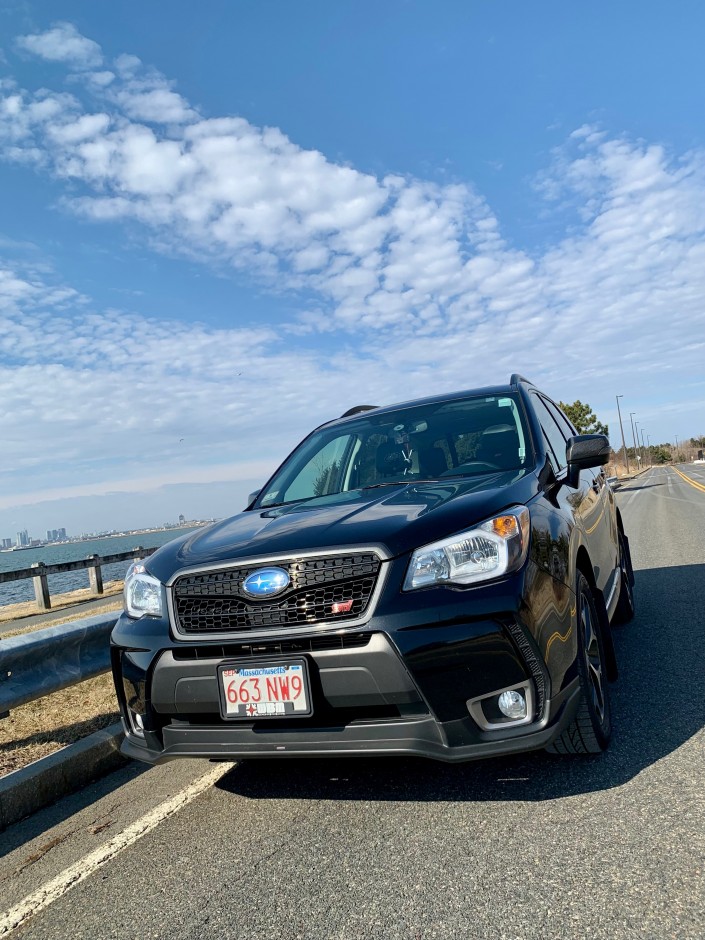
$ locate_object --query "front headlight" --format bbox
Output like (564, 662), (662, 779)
(403, 506), (530, 590)
(124, 562), (164, 618)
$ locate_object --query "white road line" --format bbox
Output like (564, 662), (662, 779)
(617, 487), (641, 508)
(0, 762), (233, 937)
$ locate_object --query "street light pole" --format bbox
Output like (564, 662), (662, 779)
(647, 434), (652, 468)
(615, 395), (629, 474)
(629, 412), (639, 472)
(640, 428), (648, 469)
(675, 434), (680, 465)
(635, 421), (644, 470)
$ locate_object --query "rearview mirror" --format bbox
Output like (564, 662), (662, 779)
(566, 434), (610, 488)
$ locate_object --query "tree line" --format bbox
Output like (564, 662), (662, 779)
(560, 400), (704, 465)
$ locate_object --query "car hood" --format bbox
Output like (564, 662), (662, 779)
(147, 470), (539, 581)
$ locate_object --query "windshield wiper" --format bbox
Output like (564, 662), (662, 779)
(361, 479), (441, 490)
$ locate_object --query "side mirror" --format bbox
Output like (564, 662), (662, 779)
(246, 489), (261, 508)
(566, 434), (611, 488)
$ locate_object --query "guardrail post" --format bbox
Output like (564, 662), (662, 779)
(87, 555), (104, 595)
(31, 562), (51, 610)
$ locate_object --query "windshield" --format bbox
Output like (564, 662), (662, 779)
(256, 394), (531, 509)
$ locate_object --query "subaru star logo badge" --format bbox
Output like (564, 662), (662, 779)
(242, 567), (290, 598)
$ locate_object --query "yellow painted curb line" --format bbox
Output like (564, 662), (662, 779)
(673, 466), (705, 494)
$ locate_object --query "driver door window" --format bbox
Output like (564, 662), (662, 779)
(531, 394), (569, 473)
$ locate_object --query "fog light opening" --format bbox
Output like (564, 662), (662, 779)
(128, 709), (145, 737)
(466, 680), (534, 731)
(498, 689), (527, 720)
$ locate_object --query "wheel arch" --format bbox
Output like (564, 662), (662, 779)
(615, 507), (626, 535)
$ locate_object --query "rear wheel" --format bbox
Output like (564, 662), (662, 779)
(547, 573), (612, 755)
(612, 529), (635, 625)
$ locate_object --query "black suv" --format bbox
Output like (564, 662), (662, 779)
(111, 375), (634, 764)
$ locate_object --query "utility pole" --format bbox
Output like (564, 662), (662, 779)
(629, 412), (639, 473)
(640, 428), (649, 468)
(635, 421), (644, 470)
(675, 434), (680, 465)
(615, 395), (629, 474)
(647, 434), (652, 468)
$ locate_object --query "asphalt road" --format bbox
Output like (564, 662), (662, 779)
(2, 466), (704, 939)
(0, 594), (121, 636)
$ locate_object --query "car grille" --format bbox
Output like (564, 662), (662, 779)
(172, 553), (382, 635)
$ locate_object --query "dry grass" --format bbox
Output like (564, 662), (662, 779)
(1, 585), (125, 776)
(0, 673), (120, 777)
(0, 581), (124, 624)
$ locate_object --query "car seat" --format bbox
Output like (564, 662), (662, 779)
(375, 441), (410, 477)
(418, 444), (448, 478)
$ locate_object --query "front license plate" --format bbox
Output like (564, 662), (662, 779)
(217, 659), (312, 720)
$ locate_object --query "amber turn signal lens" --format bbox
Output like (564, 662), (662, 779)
(492, 515), (518, 538)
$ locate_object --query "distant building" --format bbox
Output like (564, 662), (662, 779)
(1, 538), (12, 549)
(178, 514), (186, 525)
(46, 527), (67, 541)
(16, 529), (29, 547)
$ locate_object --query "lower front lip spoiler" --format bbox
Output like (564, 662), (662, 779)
(121, 684), (581, 765)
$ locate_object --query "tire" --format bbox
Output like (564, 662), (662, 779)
(546, 573), (612, 755)
(612, 529), (635, 625)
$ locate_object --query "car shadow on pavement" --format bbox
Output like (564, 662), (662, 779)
(217, 562), (705, 803)
(616, 482), (664, 492)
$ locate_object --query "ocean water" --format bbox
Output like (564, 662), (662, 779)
(0, 527), (205, 607)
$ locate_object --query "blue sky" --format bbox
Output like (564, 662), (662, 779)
(1, 1), (705, 536)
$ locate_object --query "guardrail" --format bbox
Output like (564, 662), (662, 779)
(0, 546), (156, 612)
(0, 612), (118, 718)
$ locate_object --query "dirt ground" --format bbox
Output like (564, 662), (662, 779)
(0, 673), (120, 777)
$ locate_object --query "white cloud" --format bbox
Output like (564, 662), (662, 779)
(15, 23), (103, 69)
(1, 25), (705, 529)
(115, 86), (197, 124)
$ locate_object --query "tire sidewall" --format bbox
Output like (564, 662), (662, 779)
(576, 572), (612, 747)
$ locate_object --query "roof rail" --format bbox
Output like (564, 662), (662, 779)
(510, 374), (533, 386)
(340, 405), (378, 418)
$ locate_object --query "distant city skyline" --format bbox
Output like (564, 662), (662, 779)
(1, 509), (207, 545)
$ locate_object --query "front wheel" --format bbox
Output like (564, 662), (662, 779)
(547, 573), (612, 755)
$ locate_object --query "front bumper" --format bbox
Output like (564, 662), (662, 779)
(120, 680), (580, 764)
(111, 560), (578, 764)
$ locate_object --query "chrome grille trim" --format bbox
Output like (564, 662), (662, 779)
(167, 545), (390, 642)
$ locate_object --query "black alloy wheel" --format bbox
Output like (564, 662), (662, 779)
(547, 572), (612, 755)
(613, 529), (635, 625)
